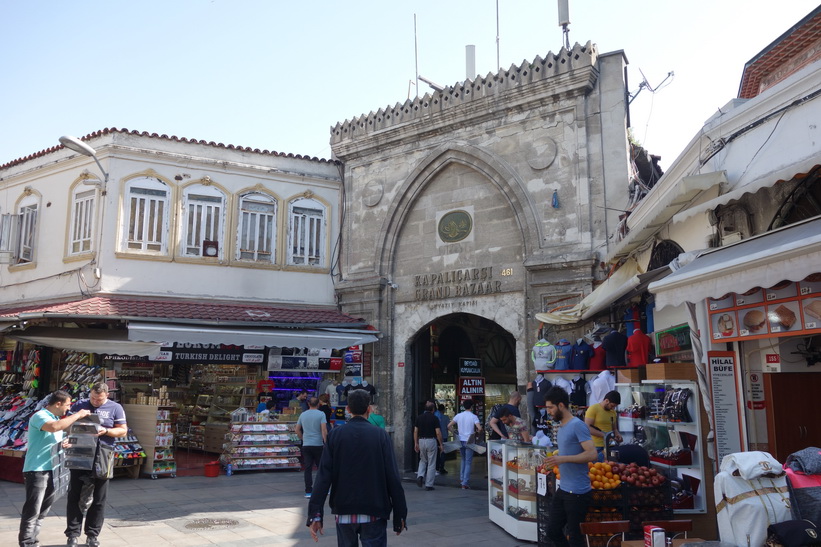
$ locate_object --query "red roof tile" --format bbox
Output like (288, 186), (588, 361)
(0, 296), (364, 327)
(0, 127), (341, 170)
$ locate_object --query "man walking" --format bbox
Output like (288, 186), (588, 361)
(307, 389), (407, 546)
(414, 401), (443, 491)
(19, 391), (90, 547)
(448, 399), (482, 489)
(488, 390), (522, 440)
(584, 390), (622, 462)
(65, 383), (127, 547)
(296, 397), (328, 498)
(543, 386), (598, 547)
(434, 403), (449, 474)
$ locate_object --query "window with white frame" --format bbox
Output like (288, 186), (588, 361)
(123, 177), (169, 253)
(69, 187), (96, 255)
(237, 192), (277, 263)
(16, 196), (39, 264)
(287, 197), (325, 266)
(182, 184), (225, 257)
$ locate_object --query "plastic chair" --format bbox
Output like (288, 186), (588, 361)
(580, 520), (631, 547)
(644, 519), (693, 539)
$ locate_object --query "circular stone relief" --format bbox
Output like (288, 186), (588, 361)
(438, 210), (473, 243)
(363, 179), (384, 207)
(526, 137), (558, 170)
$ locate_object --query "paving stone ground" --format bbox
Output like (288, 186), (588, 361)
(0, 459), (530, 547)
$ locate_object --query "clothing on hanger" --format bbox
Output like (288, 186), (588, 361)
(589, 341), (606, 370)
(531, 375), (553, 407)
(553, 339), (573, 370)
(626, 329), (652, 367)
(570, 339), (593, 370)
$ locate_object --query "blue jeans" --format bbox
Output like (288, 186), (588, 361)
(336, 518), (387, 547)
(459, 441), (474, 487)
(547, 488), (592, 547)
(19, 471), (56, 547)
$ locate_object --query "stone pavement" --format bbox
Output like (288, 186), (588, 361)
(0, 464), (530, 547)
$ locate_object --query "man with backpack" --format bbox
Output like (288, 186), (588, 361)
(487, 391), (521, 440)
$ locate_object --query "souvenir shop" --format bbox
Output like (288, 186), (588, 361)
(0, 333), (377, 481)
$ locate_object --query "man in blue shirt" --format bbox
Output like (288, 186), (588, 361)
(543, 386), (597, 547)
(19, 391), (90, 547)
(296, 397), (328, 498)
(65, 383), (127, 547)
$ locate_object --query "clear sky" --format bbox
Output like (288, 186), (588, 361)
(1, 1), (817, 170)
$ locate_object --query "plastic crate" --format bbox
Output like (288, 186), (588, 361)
(623, 482), (672, 507)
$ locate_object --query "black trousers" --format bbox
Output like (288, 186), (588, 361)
(65, 470), (109, 539)
(19, 470), (56, 547)
(302, 445), (324, 492)
(546, 488), (591, 547)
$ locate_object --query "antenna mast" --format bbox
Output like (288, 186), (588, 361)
(495, 0), (501, 70)
(414, 14), (419, 98)
(557, 0), (571, 49)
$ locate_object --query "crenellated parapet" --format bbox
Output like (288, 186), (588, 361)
(330, 41), (597, 145)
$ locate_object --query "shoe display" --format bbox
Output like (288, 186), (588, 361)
(416, 475), (423, 488)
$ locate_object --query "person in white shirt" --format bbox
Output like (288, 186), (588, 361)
(447, 399), (482, 489)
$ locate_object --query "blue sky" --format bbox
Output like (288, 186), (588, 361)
(1, 1), (817, 169)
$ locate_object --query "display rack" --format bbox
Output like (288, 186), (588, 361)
(118, 362), (155, 401)
(113, 428), (146, 479)
(616, 380), (706, 513)
(488, 440), (545, 541)
(123, 403), (176, 478)
(266, 374), (321, 411)
(219, 415), (301, 472)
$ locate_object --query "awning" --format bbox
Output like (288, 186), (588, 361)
(127, 322), (379, 349)
(649, 216), (821, 310)
(672, 162), (821, 224)
(606, 171), (725, 262)
(535, 259), (670, 325)
(5, 327), (164, 358)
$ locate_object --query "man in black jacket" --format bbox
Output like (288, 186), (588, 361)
(307, 389), (407, 545)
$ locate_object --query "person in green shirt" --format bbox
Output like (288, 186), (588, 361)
(19, 391), (90, 547)
(368, 404), (386, 428)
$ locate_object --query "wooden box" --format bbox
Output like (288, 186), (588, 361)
(645, 362), (697, 381)
(616, 367), (645, 384)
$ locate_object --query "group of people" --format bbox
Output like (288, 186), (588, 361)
(19, 383), (127, 547)
(22, 380), (618, 547)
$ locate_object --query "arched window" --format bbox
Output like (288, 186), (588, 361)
(237, 192), (277, 263)
(69, 186), (96, 255)
(287, 197), (326, 266)
(122, 177), (170, 253)
(182, 184), (226, 258)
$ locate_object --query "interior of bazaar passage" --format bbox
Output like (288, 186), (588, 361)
(406, 312), (517, 472)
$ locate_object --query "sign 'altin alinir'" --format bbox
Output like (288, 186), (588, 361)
(414, 267), (502, 301)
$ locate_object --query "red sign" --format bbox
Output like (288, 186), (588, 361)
(765, 354), (780, 364)
(458, 376), (485, 401)
(256, 379), (275, 393)
(398, 361), (404, 368)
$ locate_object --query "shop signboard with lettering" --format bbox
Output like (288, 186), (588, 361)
(459, 358), (482, 376)
(655, 324), (692, 356)
(708, 351), (744, 463)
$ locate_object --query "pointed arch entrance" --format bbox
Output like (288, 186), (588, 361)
(406, 312), (517, 470)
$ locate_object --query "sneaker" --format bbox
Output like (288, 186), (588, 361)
(425, 487), (435, 491)
(435, 471), (441, 476)
(304, 492), (312, 498)
(461, 485), (471, 489)
(416, 475), (424, 488)
(87, 537), (100, 547)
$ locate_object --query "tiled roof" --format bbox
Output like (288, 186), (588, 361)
(0, 296), (365, 327)
(0, 127), (341, 170)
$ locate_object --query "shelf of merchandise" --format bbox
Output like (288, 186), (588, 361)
(112, 428), (146, 479)
(123, 404), (176, 479)
(240, 372), (263, 410)
(616, 380), (706, 514)
(487, 440), (546, 541)
(219, 418), (302, 472)
(118, 363), (155, 401)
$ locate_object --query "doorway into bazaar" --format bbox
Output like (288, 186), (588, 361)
(407, 312), (517, 468)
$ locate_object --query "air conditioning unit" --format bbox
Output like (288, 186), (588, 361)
(0, 250), (12, 264)
(721, 231), (743, 245)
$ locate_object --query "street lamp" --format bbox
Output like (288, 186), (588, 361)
(59, 135), (109, 185)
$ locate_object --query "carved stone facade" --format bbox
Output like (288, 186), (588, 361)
(331, 42), (631, 469)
